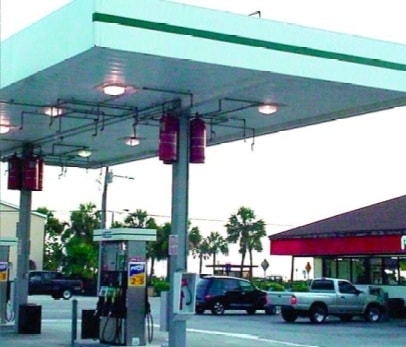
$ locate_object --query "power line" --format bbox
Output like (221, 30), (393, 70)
(46, 209), (295, 228)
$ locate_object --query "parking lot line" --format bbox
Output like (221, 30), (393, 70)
(186, 327), (320, 347)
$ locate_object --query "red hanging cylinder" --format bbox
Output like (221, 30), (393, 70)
(22, 155), (43, 191)
(190, 117), (206, 164)
(37, 158), (44, 191)
(159, 115), (179, 164)
(7, 154), (22, 190)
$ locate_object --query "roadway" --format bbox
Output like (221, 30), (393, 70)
(4, 295), (406, 347)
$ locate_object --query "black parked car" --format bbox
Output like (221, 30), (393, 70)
(195, 275), (271, 315)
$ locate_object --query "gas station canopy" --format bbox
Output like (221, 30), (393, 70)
(1, 0), (405, 168)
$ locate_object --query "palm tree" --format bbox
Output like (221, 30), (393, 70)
(123, 209), (160, 281)
(148, 222), (170, 281)
(225, 206), (266, 279)
(188, 226), (202, 253)
(189, 226), (210, 273)
(192, 238), (211, 274)
(205, 231), (229, 274)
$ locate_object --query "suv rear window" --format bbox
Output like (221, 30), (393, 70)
(196, 278), (211, 297)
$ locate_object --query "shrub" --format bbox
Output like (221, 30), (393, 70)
(253, 278), (285, 291)
(153, 278), (170, 295)
(267, 282), (285, 292)
(286, 281), (309, 292)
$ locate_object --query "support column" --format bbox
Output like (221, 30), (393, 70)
(168, 110), (190, 347)
(15, 188), (32, 332)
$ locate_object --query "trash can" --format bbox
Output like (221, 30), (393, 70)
(81, 309), (99, 339)
(18, 304), (41, 334)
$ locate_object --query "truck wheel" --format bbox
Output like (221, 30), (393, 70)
(211, 301), (225, 315)
(281, 309), (298, 322)
(365, 305), (381, 322)
(309, 304), (327, 324)
(62, 288), (73, 300)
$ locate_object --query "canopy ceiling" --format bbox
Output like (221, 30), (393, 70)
(1, 0), (405, 168)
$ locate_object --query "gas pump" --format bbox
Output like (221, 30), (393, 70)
(92, 228), (156, 346)
(0, 237), (17, 325)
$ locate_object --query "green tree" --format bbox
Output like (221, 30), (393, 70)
(205, 231), (229, 274)
(36, 207), (67, 271)
(150, 222), (171, 280)
(123, 209), (151, 227)
(188, 226), (202, 252)
(225, 206), (266, 279)
(189, 226), (210, 273)
(122, 209), (162, 281)
(62, 202), (100, 279)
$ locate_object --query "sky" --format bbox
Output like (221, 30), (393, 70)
(0, 0), (405, 278)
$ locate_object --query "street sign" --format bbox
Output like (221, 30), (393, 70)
(261, 259), (269, 272)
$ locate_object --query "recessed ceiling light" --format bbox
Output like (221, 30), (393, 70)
(258, 104), (278, 115)
(78, 149), (92, 158)
(124, 136), (140, 147)
(103, 83), (127, 96)
(0, 125), (10, 134)
(0, 118), (10, 134)
(44, 107), (64, 117)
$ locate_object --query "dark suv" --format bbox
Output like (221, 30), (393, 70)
(195, 275), (268, 315)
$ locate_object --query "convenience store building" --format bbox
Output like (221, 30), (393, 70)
(269, 195), (406, 302)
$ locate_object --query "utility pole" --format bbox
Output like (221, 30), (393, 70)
(100, 166), (109, 229)
(97, 166), (134, 290)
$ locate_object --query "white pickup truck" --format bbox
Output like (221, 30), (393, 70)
(266, 278), (385, 324)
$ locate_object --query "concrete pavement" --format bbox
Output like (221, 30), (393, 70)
(1, 319), (270, 347)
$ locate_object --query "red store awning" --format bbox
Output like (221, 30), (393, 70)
(270, 234), (406, 256)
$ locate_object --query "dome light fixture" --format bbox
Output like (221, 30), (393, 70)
(0, 118), (10, 134)
(0, 125), (10, 134)
(78, 148), (92, 158)
(102, 83), (127, 96)
(258, 104), (278, 115)
(44, 106), (64, 117)
(124, 136), (140, 147)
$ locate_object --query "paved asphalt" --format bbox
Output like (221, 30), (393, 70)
(2, 295), (406, 347)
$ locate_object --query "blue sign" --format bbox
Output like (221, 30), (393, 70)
(128, 262), (146, 287)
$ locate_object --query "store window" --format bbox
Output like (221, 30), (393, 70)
(337, 258), (350, 279)
(323, 258), (337, 278)
(354, 258), (371, 284)
(399, 258), (406, 285)
(322, 256), (406, 286)
(383, 257), (399, 285)
(370, 258), (383, 284)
